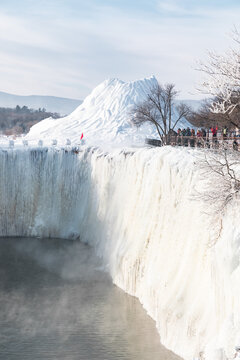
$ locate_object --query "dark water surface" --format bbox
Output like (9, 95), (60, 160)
(0, 238), (180, 360)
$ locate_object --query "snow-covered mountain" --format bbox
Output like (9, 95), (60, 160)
(26, 76), (194, 147)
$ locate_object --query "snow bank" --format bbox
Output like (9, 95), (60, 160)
(26, 77), (192, 148)
(0, 145), (239, 360)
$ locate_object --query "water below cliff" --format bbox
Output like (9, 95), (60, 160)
(0, 237), (180, 360)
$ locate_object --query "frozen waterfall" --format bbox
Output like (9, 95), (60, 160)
(0, 145), (240, 360)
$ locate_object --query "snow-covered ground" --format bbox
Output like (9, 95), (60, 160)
(0, 145), (239, 360)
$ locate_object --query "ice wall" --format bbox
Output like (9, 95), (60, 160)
(0, 146), (239, 360)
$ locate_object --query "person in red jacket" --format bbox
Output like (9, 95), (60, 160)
(211, 126), (218, 137)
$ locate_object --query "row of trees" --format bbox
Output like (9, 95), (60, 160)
(131, 28), (240, 142)
(0, 105), (60, 135)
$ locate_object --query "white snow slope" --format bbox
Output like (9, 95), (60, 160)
(26, 76), (192, 147)
(0, 146), (240, 360)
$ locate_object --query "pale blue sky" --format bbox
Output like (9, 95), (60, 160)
(0, 0), (239, 99)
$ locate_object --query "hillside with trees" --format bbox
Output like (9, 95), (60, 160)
(0, 91), (82, 115)
(0, 106), (60, 135)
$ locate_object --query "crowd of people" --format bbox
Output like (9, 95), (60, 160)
(173, 126), (239, 150)
(176, 126), (239, 138)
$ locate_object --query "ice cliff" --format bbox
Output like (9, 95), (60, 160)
(0, 145), (240, 360)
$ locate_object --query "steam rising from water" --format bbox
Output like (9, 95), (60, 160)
(0, 237), (180, 360)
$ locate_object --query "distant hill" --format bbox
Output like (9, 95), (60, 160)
(0, 106), (60, 136)
(0, 91), (82, 115)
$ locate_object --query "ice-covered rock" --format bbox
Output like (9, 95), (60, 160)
(0, 146), (239, 360)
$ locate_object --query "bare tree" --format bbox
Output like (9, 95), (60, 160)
(196, 149), (240, 215)
(191, 148), (240, 247)
(197, 27), (240, 122)
(131, 83), (190, 145)
(186, 99), (240, 130)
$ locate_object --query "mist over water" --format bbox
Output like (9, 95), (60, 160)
(0, 238), (180, 360)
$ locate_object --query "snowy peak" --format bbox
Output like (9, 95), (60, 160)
(72, 76), (157, 114)
(27, 76), (159, 146)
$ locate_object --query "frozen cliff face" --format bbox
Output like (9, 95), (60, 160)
(26, 77), (192, 148)
(0, 146), (240, 360)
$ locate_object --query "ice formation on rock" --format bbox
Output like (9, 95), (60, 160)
(0, 146), (239, 360)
